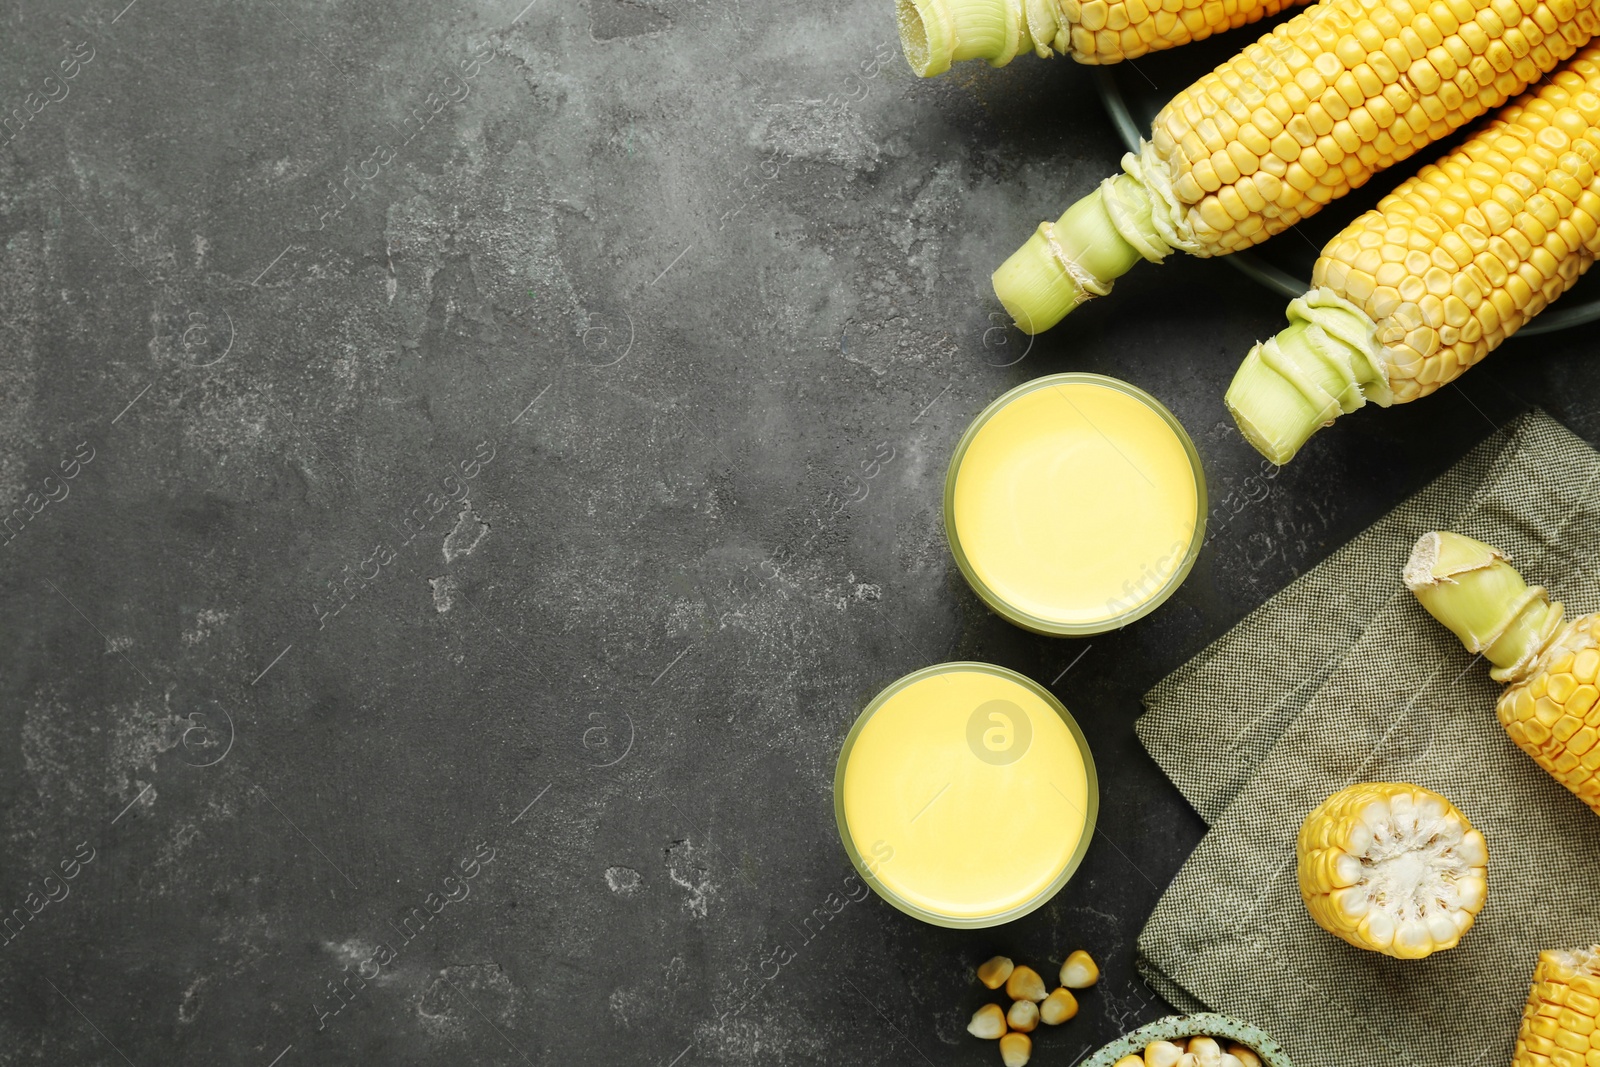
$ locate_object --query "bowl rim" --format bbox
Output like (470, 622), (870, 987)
(1080, 1012), (1294, 1067)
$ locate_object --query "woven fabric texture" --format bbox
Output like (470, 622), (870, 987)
(1135, 410), (1600, 1067)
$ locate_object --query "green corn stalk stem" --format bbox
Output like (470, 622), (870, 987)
(1224, 289), (1395, 465)
(991, 163), (1176, 334)
(897, 0), (1060, 76)
(1404, 531), (1565, 684)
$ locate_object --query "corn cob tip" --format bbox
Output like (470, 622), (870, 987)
(897, 0), (1043, 77)
(1404, 531), (1564, 682)
(1225, 290), (1390, 465)
(993, 185), (1147, 332)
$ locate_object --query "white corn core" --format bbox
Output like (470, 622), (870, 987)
(1342, 791), (1487, 953)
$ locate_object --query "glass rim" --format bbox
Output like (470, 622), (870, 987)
(943, 372), (1208, 636)
(832, 661), (1101, 929)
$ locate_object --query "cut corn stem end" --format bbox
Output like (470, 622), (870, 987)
(1404, 531), (1564, 681)
(1225, 334), (1330, 466)
(897, 0), (1032, 76)
(1225, 290), (1389, 465)
(992, 187), (1144, 333)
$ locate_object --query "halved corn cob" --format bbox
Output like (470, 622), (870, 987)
(1228, 49), (1600, 462)
(1513, 946), (1600, 1067)
(1296, 781), (1488, 959)
(993, 0), (1600, 334)
(897, 0), (1310, 75)
(1407, 531), (1600, 816)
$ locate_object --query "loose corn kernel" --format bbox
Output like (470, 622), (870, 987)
(1005, 965), (1048, 1002)
(1060, 950), (1101, 989)
(978, 956), (1015, 990)
(1007, 999), (1040, 1032)
(1000, 1032), (1032, 1067)
(968, 1003), (1008, 1039)
(1039, 987), (1079, 1024)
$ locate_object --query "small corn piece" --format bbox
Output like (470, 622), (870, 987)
(1145, 1041), (1185, 1067)
(1060, 949), (1100, 988)
(969, 1003), (1009, 1039)
(1007, 999), (1041, 1032)
(1407, 532), (1600, 816)
(1228, 48), (1600, 463)
(1005, 964), (1048, 1002)
(1001, 1031), (1033, 1067)
(1188, 1038), (1223, 1067)
(1116, 1058), (1145, 1067)
(1039, 987), (1079, 1024)
(979, 956), (1016, 990)
(1512, 946), (1600, 1066)
(896, 0), (1310, 76)
(992, 0), (1600, 335)
(1228, 1045), (1263, 1067)
(1297, 781), (1488, 958)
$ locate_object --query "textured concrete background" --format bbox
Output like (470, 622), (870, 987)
(3, 0), (1599, 1064)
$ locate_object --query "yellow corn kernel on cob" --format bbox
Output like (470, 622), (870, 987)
(1297, 781), (1488, 959)
(897, 0), (1311, 76)
(992, 0), (1600, 334)
(1407, 531), (1600, 816)
(1512, 947), (1600, 1067)
(1227, 49), (1600, 463)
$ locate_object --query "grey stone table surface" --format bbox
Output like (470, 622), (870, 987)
(3, 0), (1597, 1065)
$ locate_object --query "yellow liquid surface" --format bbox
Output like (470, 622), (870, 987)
(952, 380), (1199, 627)
(840, 666), (1092, 921)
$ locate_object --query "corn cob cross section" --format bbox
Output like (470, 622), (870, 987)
(1407, 532), (1600, 817)
(1513, 947), (1600, 1067)
(1228, 48), (1600, 463)
(1297, 781), (1488, 959)
(896, 0), (1310, 75)
(993, 0), (1600, 334)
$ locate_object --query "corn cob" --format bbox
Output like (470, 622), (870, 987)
(1407, 531), (1600, 816)
(1296, 781), (1488, 959)
(1228, 49), (1600, 463)
(992, 0), (1600, 334)
(1512, 946), (1600, 1067)
(897, 0), (1311, 75)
